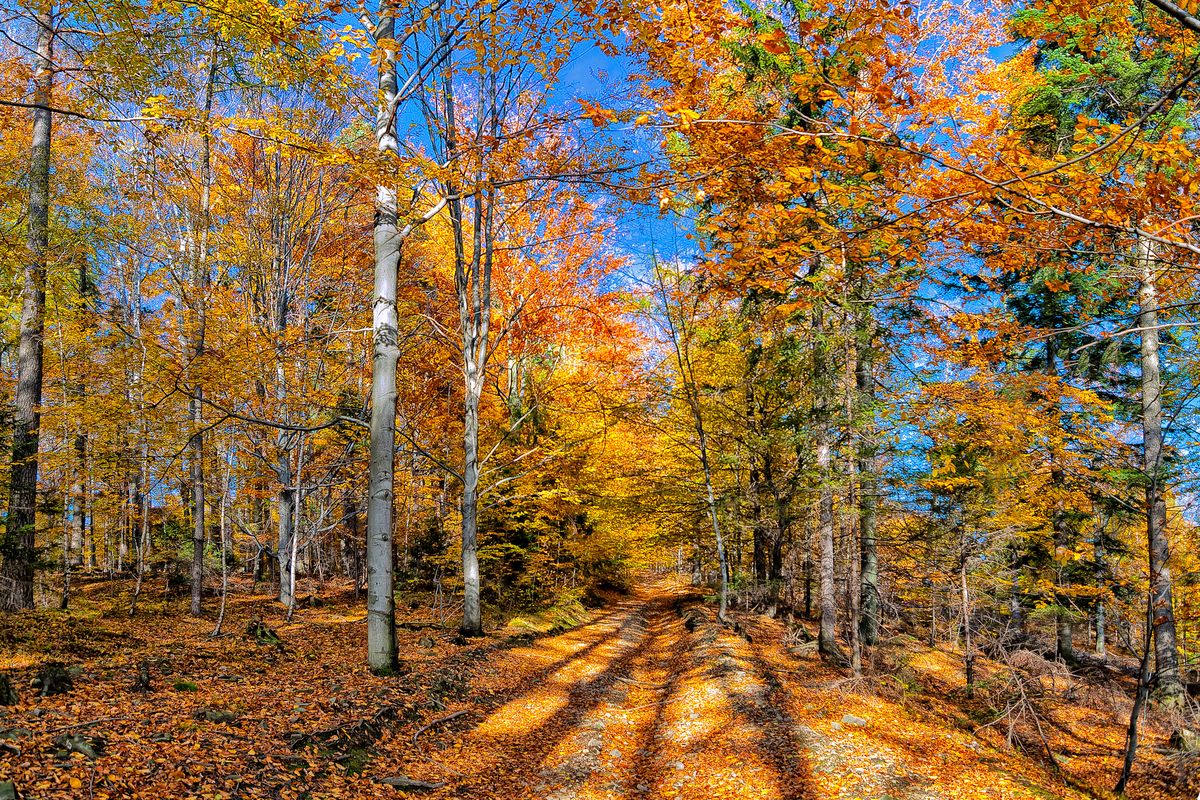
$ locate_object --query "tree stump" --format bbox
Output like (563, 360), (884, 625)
(131, 661), (153, 692)
(31, 663), (72, 697)
(246, 619), (282, 647)
(0, 675), (17, 706)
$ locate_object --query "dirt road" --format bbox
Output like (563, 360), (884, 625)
(400, 579), (1081, 800)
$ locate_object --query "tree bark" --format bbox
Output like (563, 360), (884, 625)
(273, 286), (295, 608)
(814, 305), (839, 659)
(655, 266), (728, 619)
(749, 459), (767, 583)
(697, 415), (729, 620)
(855, 305), (880, 646)
(188, 396), (206, 616)
(461, 371), (483, 636)
(960, 547), (975, 692)
(1115, 589), (1155, 794)
(69, 432), (85, 567)
(1095, 535), (1106, 657)
(745, 343), (768, 584)
(0, 6), (53, 611)
(816, 435), (837, 656)
(846, 456), (862, 677)
(276, 451), (295, 607)
(451, 63), (498, 639)
(188, 45), (218, 617)
(764, 455), (786, 583)
(803, 520), (813, 618)
(1137, 236), (1185, 708)
(366, 6), (401, 672)
(342, 492), (363, 590)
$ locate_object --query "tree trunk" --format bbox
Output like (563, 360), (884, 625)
(750, 460), (767, 583)
(451, 65), (499, 639)
(697, 421), (729, 620)
(763, 455), (787, 584)
(59, 509), (70, 610)
(1115, 589), (1155, 794)
(85, 470), (96, 569)
(69, 433), (85, 566)
(814, 305), (839, 659)
(847, 459), (862, 677)
(655, 265), (728, 619)
(277, 455), (295, 607)
(273, 287), (295, 607)
(1056, 599), (1075, 663)
(1052, 507), (1074, 662)
(1137, 237), (1185, 708)
(188, 45), (218, 617)
(212, 446), (231, 636)
(188, 395), (206, 616)
(0, 5), (53, 611)
(856, 308), (880, 646)
(803, 521), (813, 618)
(961, 549), (975, 692)
(461, 374), (483, 636)
(745, 350), (767, 584)
(816, 436), (837, 657)
(342, 492), (363, 590)
(1037, 332), (1077, 664)
(1095, 535), (1106, 657)
(365, 6), (401, 672)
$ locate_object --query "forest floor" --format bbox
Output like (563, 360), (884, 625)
(0, 575), (1193, 800)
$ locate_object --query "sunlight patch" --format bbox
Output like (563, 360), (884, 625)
(475, 689), (570, 736)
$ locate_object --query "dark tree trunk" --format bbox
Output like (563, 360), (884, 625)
(855, 305), (880, 647)
(1137, 239), (1185, 707)
(0, 7), (53, 611)
(813, 304), (839, 659)
(803, 522), (813, 619)
(188, 46), (218, 617)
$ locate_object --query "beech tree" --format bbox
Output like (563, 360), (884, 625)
(0, 1), (53, 611)
(401, 0), (612, 637)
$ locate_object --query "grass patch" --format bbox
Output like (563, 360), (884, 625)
(503, 599), (590, 636)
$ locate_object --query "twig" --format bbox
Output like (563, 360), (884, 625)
(411, 710), (469, 746)
(46, 716), (129, 734)
(398, 621), (444, 631)
(615, 676), (666, 689)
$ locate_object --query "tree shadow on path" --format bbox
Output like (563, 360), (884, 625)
(425, 581), (817, 800)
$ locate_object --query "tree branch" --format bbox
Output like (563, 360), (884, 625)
(1147, 0), (1200, 33)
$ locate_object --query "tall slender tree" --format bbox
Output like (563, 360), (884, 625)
(187, 44), (218, 617)
(0, 4), (54, 610)
(1136, 237), (1185, 707)
(366, 1), (402, 671)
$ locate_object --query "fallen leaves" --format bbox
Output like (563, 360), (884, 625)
(0, 577), (1192, 800)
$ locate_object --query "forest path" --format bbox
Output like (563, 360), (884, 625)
(406, 578), (1078, 800)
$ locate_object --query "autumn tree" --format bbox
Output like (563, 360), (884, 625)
(395, 0), (616, 637)
(988, 0), (1199, 705)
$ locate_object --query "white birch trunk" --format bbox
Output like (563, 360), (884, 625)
(366, 6), (401, 671)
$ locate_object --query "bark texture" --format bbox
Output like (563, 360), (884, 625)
(855, 305), (879, 646)
(1137, 238), (1184, 707)
(814, 305), (839, 659)
(0, 8), (54, 611)
(187, 46), (218, 617)
(366, 8), (400, 672)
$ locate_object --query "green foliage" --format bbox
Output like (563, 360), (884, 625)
(1011, 4), (1193, 154)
